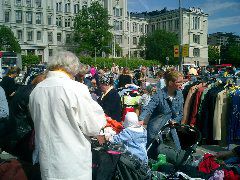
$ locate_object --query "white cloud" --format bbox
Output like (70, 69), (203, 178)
(209, 16), (240, 30)
(202, 0), (240, 15)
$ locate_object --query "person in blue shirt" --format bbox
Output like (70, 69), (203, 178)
(139, 69), (184, 145)
(109, 112), (148, 163)
(156, 70), (166, 90)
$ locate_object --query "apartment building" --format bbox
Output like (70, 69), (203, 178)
(0, 0), (208, 65)
(208, 32), (240, 46)
(143, 7), (209, 66)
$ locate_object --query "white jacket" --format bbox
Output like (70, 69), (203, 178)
(29, 71), (106, 180)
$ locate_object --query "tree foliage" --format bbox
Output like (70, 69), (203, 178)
(79, 57), (160, 70)
(220, 33), (240, 65)
(22, 54), (40, 66)
(0, 25), (21, 53)
(208, 46), (220, 65)
(139, 30), (178, 65)
(73, 1), (112, 56)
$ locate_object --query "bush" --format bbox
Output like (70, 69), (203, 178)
(79, 57), (160, 70)
(22, 54), (40, 66)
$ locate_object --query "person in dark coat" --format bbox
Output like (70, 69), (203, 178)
(5, 73), (46, 162)
(0, 67), (20, 102)
(118, 67), (133, 88)
(97, 74), (122, 122)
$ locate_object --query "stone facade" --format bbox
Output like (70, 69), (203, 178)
(0, 0), (208, 65)
(145, 8), (209, 66)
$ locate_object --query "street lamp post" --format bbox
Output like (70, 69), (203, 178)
(113, 35), (116, 58)
(179, 0), (183, 71)
(128, 12), (131, 61)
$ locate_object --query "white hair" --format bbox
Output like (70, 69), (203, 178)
(47, 51), (81, 76)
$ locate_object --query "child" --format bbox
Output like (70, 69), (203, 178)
(108, 112), (148, 163)
(139, 84), (153, 109)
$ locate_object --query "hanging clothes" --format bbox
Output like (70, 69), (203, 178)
(228, 90), (240, 144)
(213, 89), (228, 141)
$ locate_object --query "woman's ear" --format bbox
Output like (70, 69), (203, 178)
(168, 81), (174, 87)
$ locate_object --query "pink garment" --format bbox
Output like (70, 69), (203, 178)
(90, 67), (96, 76)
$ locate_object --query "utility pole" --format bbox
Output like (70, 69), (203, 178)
(128, 12), (131, 61)
(179, 0), (183, 71)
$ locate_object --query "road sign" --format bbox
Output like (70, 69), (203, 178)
(182, 44), (189, 57)
(174, 45), (179, 57)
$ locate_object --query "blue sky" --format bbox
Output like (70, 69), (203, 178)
(128, 0), (240, 35)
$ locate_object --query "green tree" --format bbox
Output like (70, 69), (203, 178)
(220, 33), (240, 65)
(139, 30), (178, 65)
(228, 45), (240, 65)
(0, 25), (21, 53)
(22, 54), (40, 66)
(73, 1), (112, 56)
(208, 46), (220, 65)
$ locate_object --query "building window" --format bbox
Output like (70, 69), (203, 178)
(36, 12), (42, 24)
(133, 37), (137, 45)
(56, 17), (62, 27)
(127, 22), (129, 31)
(168, 20), (172, 31)
(152, 24), (156, 32)
(114, 20), (122, 31)
(56, 2), (62, 12)
(26, 11), (32, 24)
(16, 0), (22, 6)
(48, 15), (52, 25)
(145, 25), (148, 34)
(57, 33), (62, 42)
(113, 7), (122, 17)
(193, 16), (200, 29)
(193, 34), (200, 44)
(139, 24), (143, 33)
(5, 12), (10, 22)
(65, 3), (70, 13)
(133, 22), (137, 32)
(16, 11), (22, 23)
(66, 34), (71, 43)
(193, 48), (200, 57)
(49, 49), (53, 56)
(17, 30), (22, 41)
(174, 19), (179, 30)
(115, 35), (122, 44)
(48, 32), (53, 43)
(65, 18), (71, 27)
(37, 31), (41, 40)
(26, 0), (32, 7)
(163, 21), (166, 30)
(74, 4), (80, 14)
(27, 31), (33, 41)
(35, 0), (41, 7)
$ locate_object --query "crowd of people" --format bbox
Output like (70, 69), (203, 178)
(0, 51), (239, 179)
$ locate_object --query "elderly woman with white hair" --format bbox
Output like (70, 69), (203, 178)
(29, 51), (106, 180)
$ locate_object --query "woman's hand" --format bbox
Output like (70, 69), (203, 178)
(97, 135), (106, 145)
